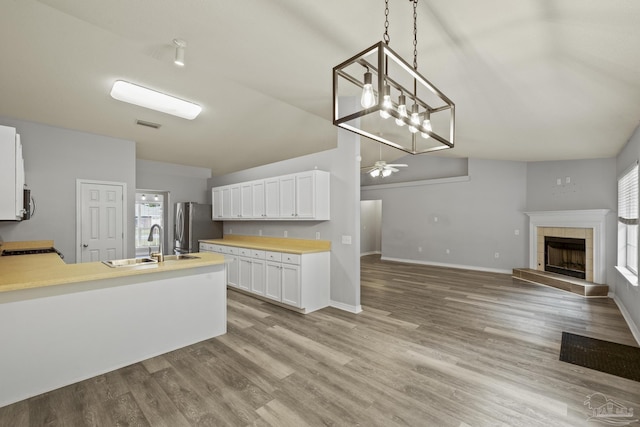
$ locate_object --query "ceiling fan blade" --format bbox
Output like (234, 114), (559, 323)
(389, 167), (399, 172)
(386, 164), (408, 167)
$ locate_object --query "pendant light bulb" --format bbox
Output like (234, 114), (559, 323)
(379, 85), (392, 119)
(360, 71), (376, 108)
(409, 104), (420, 133)
(421, 112), (433, 139)
(395, 94), (407, 126)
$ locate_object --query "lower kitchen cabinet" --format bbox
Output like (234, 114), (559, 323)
(199, 242), (329, 313)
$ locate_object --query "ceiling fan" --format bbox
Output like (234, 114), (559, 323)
(362, 160), (408, 178)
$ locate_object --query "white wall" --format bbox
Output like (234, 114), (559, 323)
(614, 125), (640, 340)
(360, 200), (381, 255)
(208, 131), (362, 312)
(0, 117), (136, 263)
(362, 157), (528, 272)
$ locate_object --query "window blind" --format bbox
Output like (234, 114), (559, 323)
(618, 163), (639, 225)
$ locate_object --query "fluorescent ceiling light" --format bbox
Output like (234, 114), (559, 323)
(110, 80), (201, 120)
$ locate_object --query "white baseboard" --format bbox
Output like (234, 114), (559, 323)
(330, 300), (362, 314)
(380, 256), (512, 275)
(610, 293), (640, 346)
(360, 251), (381, 257)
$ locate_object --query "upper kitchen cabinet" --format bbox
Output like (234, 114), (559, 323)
(0, 125), (25, 221)
(211, 170), (330, 221)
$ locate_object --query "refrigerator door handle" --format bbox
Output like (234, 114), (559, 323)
(176, 209), (184, 242)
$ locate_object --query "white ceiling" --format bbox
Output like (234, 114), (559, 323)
(2, 0), (639, 175)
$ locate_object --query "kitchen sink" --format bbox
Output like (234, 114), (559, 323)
(163, 254), (200, 261)
(102, 257), (158, 268)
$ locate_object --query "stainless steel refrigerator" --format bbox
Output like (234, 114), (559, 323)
(174, 202), (222, 254)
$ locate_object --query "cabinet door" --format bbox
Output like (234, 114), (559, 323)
(240, 182), (253, 218)
(230, 185), (242, 219)
(264, 178), (280, 218)
(281, 263), (301, 307)
(252, 181), (265, 218)
(295, 172), (315, 218)
(265, 261), (282, 301)
(212, 188), (223, 220)
(279, 175), (296, 218)
(221, 187), (232, 219)
(238, 256), (252, 291)
(251, 259), (266, 295)
(227, 254), (239, 288)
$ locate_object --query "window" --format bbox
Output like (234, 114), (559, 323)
(617, 163), (638, 277)
(135, 192), (166, 257)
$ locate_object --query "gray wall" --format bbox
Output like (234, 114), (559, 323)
(615, 125), (640, 338)
(137, 159), (213, 252)
(362, 157), (528, 272)
(526, 158), (618, 287)
(208, 131), (362, 312)
(0, 117), (136, 263)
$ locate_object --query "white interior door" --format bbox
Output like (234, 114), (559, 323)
(77, 180), (125, 263)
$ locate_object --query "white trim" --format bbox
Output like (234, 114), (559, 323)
(615, 265), (639, 287)
(525, 209), (609, 284)
(76, 179), (128, 262)
(330, 300), (362, 314)
(360, 251), (381, 257)
(381, 256), (512, 274)
(610, 293), (640, 346)
(361, 175), (469, 191)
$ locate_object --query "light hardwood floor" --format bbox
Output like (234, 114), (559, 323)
(2, 255), (639, 426)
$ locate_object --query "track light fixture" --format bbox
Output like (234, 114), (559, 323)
(173, 39), (186, 67)
(333, 0), (455, 154)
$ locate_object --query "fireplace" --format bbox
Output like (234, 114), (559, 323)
(544, 236), (586, 279)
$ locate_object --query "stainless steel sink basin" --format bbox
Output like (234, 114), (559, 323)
(163, 254), (200, 261)
(102, 257), (158, 268)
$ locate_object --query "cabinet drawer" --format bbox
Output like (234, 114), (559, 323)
(199, 243), (214, 252)
(281, 253), (300, 265)
(222, 246), (238, 255)
(251, 250), (266, 259)
(265, 251), (282, 262)
(210, 244), (225, 253)
(238, 247), (252, 257)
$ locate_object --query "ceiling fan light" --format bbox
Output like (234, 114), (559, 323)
(110, 80), (201, 120)
(370, 168), (381, 178)
(382, 168), (392, 177)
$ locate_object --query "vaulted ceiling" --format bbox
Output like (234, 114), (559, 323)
(2, 1), (639, 175)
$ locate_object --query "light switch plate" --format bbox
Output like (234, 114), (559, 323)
(341, 235), (352, 244)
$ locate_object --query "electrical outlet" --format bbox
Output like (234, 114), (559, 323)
(418, 246), (422, 253)
(494, 252), (500, 259)
(259, 229), (263, 236)
(316, 231), (320, 240)
(446, 249), (450, 254)
(515, 229), (520, 236)
(284, 230), (288, 238)
(228, 228), (232, 234)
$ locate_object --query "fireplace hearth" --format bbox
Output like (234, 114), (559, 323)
(544, 236), (586, 279)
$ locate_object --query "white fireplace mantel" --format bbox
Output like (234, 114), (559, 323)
(525, 209), (610, 284)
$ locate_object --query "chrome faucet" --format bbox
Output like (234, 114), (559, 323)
(147, 224), (164, 262)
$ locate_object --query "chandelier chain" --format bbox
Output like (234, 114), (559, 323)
(412, 0), (418, 69)
(383, 0), (390, 44)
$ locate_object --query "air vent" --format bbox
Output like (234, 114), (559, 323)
(136, 119), (161, 129)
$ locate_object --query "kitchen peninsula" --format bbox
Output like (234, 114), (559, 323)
(0, 241), (227, 408)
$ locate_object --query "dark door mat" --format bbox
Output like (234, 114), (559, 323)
(560, 332), (640, 382)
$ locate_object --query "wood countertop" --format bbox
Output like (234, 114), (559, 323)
(0, 242), (226, 294)
(200, 235), (331, 254)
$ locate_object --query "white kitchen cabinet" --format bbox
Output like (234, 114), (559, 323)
(212, 188), (223, 220)
(264, 178), (280, 218)
(251, 181), (266, 218)
(205, 241), (329, 313)
(0, 125), (24, 221)
(211, 170), (329, 221)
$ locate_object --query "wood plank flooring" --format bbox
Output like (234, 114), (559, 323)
(2, 254), (639, 426)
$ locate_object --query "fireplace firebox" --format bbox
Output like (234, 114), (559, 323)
(544, 236), (586, 279)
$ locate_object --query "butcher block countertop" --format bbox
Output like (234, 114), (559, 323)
(0, 241), (225, 294)
(200, 235), (331, 254)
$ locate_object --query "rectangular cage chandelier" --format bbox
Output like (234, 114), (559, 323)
(333, 41), (455, 154)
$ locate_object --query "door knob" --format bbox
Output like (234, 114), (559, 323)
(82, 244), (88, 248)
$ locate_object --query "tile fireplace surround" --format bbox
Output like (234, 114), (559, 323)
(525, 210), (609, 284)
